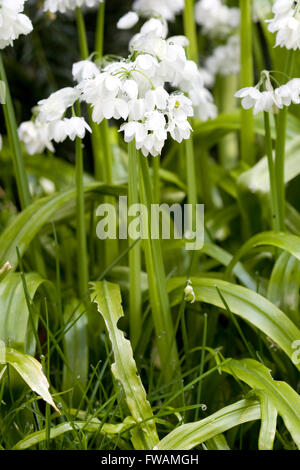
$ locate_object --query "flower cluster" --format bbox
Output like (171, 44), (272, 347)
(132, 0), (184, 21)
(194, 0), (240, 38)
(74, 17), (217, 156)
(44, 0), (103, 14)
(267, 0), (300, 50)
(0, 0), (33, 49)
(205, 35), (240, 80)
(235, 77), (300, 115)
(18, 87), (91, 154)
(77, 56), (193, 156)
(128, 19), (217, 121)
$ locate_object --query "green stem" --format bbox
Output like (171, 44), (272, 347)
(264, 112), (278, 231)
(75, 8), (89, 59)
(139, 156), (180, 382)
(0, 53), (31, 209)
(152, 156), (160, 203)
(185, 138), (197, 208)
(95, 0), (106, 56)
(128, 141), (142, 348)
(239, 0), (255, 165)
(183, 1), (199, 219)
(183, 0), (198, 63)
(75, 103), (89, 299)
(75, 7), (105, 182)
(274, 52), (295, 231)
(216, 74), (239, 170)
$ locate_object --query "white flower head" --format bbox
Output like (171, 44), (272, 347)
(0, 0), (33, 49)
(18, 121), (54, 155)
(184, 280), (196, 303)
(195, 0), (240, 38)
(37, 87), (80, 123)
(267, 0), (300, 50)
(48, 117), (91, 143)
(44, 0), (103, 14)
(72, 60), (100, 84)
(132, 0), (184, 21)
(117, 11), (139, 30)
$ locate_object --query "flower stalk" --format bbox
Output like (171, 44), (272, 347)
(239, 0), (255, 165)
(128, 141), (142, 348)
(139, 155), (180, 382)
(0, 53), (31, 210)
(75, 102), (89, 300)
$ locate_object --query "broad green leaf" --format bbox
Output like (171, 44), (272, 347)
(0, 182), (126, 270)
(90, 281), (159, 450)
(202, 243), (256, 290)
(238, 137), (300, 198)
(0, 272), (54, 354)
(268, 252), (300, 325)
(157, 399), (260, 450)
(167, 277), (300, 369)
(1, 347), (57, 411)
(254, 390), (277, 451)
(205, 434), (230, 450)
(226, 231), (300, 279)
(62, 300), (88, 406)
(222, 359), (300, 449)
(12, 417), (135, 450)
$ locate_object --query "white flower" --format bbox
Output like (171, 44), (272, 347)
(48, 117), (91, 143)
(140, 18), (168, 39)
(132, 0), (184, 21)
(195, 0), (240, 38)
(0, 0), (33, 49)
(72, 60), (100, 84)
(117, 11), (139, 30)
(184, 280), (195, 303)
(0, 134), (2, 151)
(18, 121), (54, 155)
(44, 0), (103, 14)
(267, 0), (300, 50)
(144, 86), (169, 110)
(37, 87), (80, 123)
(275, 78), (300, 105)
(120, 121), (147, 145)
(235, 87), (281, 114)
(205, 35), (240, 79)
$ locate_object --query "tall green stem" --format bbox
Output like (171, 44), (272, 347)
(183, 0), (199, 212)
(75, 7), (104, 181)
(75, 8), (89, 60)
(139, 156), (180, 382)
(264, 112), (278, 231)
(128, 142), (142, 348)
(183, 0), (198, 63)
(0, 54), (31, 209)
(240, 0), (255, 165)
(95, 0), (105, 56)
(274, 51), (294, 231)
(75, 103), (89, 299)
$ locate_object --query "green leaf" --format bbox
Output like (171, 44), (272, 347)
(226, 231), (300, 280)
(1, 346), (57, 411)
(12, 417), (135, 450)
(167, 277), (300, 369)
(90, 280), (159, 450)
(222, 359), (300, 449)
(254, 390), (278, 451)
(268, 252), (300, 325)
(0, 272), (54, 354)
(62, 300), (88, 406)
(0, 182), (126, 270)
(157, 399), (260, 450)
